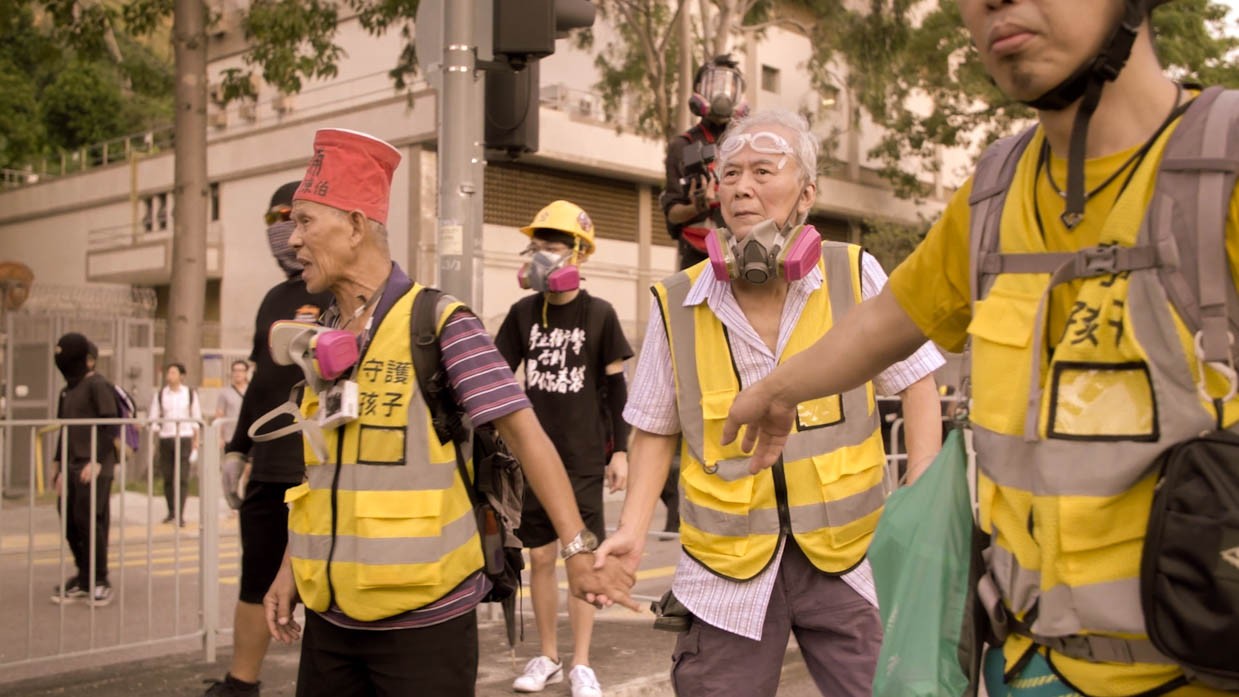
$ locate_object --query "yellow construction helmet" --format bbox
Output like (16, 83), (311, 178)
(520, 200), (596, 256)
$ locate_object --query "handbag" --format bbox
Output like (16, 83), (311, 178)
(869, 427), (987, 697)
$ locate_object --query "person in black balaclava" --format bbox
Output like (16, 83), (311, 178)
(51, 332), (118, 607)
(202, 182), (331, 697)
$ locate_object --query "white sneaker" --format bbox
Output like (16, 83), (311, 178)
(569, 665), (602, 697)
(513, 655), (563, 693)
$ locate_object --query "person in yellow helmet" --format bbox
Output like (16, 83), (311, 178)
(722, 1), (1239, 695)
(494, 200), (633, 697)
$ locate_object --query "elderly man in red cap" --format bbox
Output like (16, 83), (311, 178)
(261, 128), (637, 697)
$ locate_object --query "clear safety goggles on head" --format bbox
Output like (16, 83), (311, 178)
(697, 66), (744, 102)
(718, 131), (795, 170)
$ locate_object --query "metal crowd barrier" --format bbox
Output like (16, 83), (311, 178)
(0, 416), (225, 684)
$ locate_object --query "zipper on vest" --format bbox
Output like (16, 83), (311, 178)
(771, 456), (793, 535)
(325, 436), (345, 608)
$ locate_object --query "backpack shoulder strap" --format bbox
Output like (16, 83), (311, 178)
(1151, 86), (1239, 382)
(968, 125), (1038, 303)
(411, 287), (450, 441)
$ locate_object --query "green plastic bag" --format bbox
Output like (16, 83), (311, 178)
(870, 428), (985, 697)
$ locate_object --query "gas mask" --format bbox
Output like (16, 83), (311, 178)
(690, 64), (749, 122)
(517, 250), (580, 293)
(249, 321), (361, 463)
(706, 219), (821, 285)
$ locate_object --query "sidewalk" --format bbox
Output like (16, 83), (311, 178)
(1, 607), (812, 696)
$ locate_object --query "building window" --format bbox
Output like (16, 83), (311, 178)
(210, 182), (220, 222)
(761, 65), (780, 94)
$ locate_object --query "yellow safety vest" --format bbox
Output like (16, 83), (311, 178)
(283, 284), (483, 621)
(967, 114), (1239, 694)
(653, 241), (887, 580)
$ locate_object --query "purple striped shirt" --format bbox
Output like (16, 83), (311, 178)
(319, 302), (528, 631)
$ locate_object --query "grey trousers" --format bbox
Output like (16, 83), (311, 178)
(670, 541), (882, 697)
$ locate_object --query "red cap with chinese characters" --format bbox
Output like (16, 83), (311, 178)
(293, 128), (402, 225)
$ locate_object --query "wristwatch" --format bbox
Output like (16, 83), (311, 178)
(560, 529), (599, 560)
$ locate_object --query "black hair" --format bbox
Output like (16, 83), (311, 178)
(532, 229), (577, 248)
(165, 362), (187, 376)
(270, 181), (301, 210)
(231, 359), (250, 371)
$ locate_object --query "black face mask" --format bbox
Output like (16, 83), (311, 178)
(54, 334), (93, 386)
(267, 220), (302, 277)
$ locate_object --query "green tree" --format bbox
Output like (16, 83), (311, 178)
(41, 62), (130, 150)
(809, 0), (1239, 198)
(0, 1), (175, 170)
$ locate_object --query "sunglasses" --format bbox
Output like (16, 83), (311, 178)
(265, 205), (293, 225)
(718, 131), (793, 170)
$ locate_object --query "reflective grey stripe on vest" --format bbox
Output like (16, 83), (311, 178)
(680, 479), (887, 537)
(289, 506), (478, 565)
(306, 457), (458, 492)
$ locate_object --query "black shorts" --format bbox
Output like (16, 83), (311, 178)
(516, 473), (605, 549)
(239, 480), (295, 604)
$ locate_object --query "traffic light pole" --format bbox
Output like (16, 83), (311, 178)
(436, 0), (485, 308)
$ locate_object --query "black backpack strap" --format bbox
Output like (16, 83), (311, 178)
(410, 287), (479, 499)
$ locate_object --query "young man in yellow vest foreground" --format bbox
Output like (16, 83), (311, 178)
(595, 109), (944, 696)
(723, 1), (1239, 695)
(260, 128), (637, 697)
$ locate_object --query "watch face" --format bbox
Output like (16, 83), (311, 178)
(581, 529), (599, 551)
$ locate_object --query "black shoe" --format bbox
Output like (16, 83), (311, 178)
(50, 577), (88, 604)
(88, 582), (114, 607)
(203, 675), (261, 696)
(179, 519), (187, 528)
(162, 515), (175, 524)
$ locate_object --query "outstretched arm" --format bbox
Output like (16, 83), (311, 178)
(723, 287), (929, 472)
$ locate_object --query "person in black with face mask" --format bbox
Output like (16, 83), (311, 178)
(51, 332), (118, 607)
(202, 181), (331, 697)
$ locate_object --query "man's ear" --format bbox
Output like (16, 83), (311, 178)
(348, 210), (369, 246)
(798, 181), (817, 216)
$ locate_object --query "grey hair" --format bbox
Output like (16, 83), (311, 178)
(717, 109), (818, 186)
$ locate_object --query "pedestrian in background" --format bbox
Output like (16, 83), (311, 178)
(214, 359), (249, 449)
(203, 181), (331, 697)
(149, 362), (201, 527)
(495, 200), (634, 697)
(51, 332), (118, 607)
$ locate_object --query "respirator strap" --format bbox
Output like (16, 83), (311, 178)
(249, 389), (329, 463)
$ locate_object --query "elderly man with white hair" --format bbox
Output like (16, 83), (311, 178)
(593, 109), (943, 696)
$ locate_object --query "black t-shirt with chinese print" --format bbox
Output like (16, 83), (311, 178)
(495, 291), (633, 477)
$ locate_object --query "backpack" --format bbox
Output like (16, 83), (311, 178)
(112, 384), (140, 453)
(967, 86), (1239, 689)
(410, 288), (526, 610)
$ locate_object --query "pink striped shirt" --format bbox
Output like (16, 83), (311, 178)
(624, 252), (943, 639)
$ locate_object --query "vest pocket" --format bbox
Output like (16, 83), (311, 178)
(1056, 476), (1154, 585)
(796, 394), (843, 431)
(699, 389), (742, 464)
(284, 482), (314, 533)
(357, 424), (407, 465)
(1047, 361), (1157, 441)
(351, 490), (446, 589)
(352, 489), (445, 539)
(967, 284), (1039, 436)
(810, 450), (880, 488)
